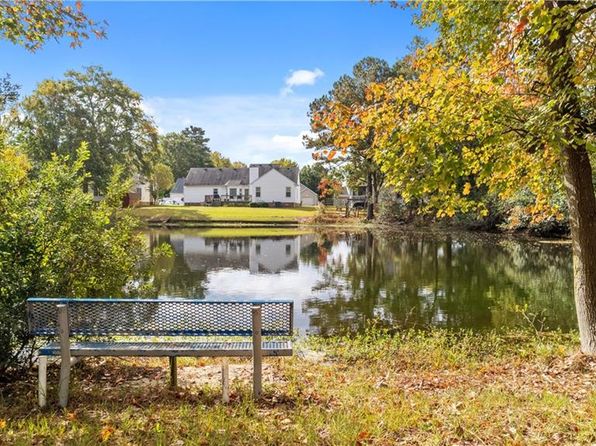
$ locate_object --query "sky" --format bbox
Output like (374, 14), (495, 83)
(1, 1), (433, 166)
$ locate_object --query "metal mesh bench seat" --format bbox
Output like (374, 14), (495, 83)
(27, 297), (294, 408)
(38, 341), (293, 357)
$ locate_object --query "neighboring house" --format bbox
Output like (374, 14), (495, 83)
(300, 184), (319, 206)
(126, 175), (152, 206)
(184, 164), (301, 206)
(168, 177), (185, 205)
(93, 174), (152, 206)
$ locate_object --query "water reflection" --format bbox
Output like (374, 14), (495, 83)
(146, 229), (575, 335)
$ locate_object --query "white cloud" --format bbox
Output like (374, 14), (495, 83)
(144, 95), (315, 166)
(282, 68), (324, 95)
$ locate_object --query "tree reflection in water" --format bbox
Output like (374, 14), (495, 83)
(146, 229), (574, 335)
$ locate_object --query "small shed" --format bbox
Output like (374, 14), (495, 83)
(300, 184), (319, 206)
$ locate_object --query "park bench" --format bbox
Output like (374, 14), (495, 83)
(27, 297), (294, 408)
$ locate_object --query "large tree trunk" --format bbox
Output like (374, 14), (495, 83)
(546, 0), (596, 354)
(563, 146), (596, 354)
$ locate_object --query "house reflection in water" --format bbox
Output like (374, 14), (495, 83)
(166, 232), (316, 275)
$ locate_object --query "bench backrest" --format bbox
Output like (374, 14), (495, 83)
(27, 298), (293, 336)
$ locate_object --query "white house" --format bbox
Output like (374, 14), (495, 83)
(184, 164), (302, 206)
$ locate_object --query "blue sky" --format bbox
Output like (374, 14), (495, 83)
(2, 1), (432, 166)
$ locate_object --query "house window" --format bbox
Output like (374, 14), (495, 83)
(256, 187), (261, 198)
(213, 188), (219, 196)
(285, 244), (291, 256)
(285, 186), (291, 198)
(256, 243), (261, 255)
(229, 188), (237, 198)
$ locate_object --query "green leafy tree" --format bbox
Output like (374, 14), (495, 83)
(160, 125), (212, 179)
(0, 0), (106, 51)
(411, 0), (596, 354)
(0, 144), (157, 378)
(271, 158), (298, 169)
(300, 163), (327, 193)
(306, 57), (397, 220)
(18, 66), (159, 192)
(151, 162), (174, 199)
(364, 1), (596, 353)
(210, 150), (246, 168)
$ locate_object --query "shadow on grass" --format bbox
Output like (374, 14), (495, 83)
(1, 358), (300, 415)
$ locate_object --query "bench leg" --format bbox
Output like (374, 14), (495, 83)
(38, 356), (47, 408)
(169, 357), (177, 388)
(57, 304), (71, 408)
(252, 306), (262, 399)
(222, 359), (229, 403)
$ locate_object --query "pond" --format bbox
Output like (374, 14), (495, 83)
(145, 228), (575, 335)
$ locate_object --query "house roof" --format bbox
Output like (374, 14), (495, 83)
(250, 164), (299, 184)
(171, 177), (185, 194)
(300, 184), (318, 197)
(185, 167), (249, 186)
(185, 164), (300, 186)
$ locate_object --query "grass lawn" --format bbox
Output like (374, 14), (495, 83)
(130, 205), (318, 223)
(149, 227), (315, 238)
(2, 329), (595, 445)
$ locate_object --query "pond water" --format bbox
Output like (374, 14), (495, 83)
(145, 228), (575, 335)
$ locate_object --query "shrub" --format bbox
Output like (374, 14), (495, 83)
(0, 144), (154, 380)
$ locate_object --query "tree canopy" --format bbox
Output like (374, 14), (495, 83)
(300, 163), (327, 193)
(210, 150), (246, 168)
(151, 163), (174, 199)
(349, 0), (595, 353)
(306, 57), (402, 219)
(160, 125), (212, 179)
(17, 66), (159, 192)
(271, 158), (298, 169)
(0, 0), (106, 51)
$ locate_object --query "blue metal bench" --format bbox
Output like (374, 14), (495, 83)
(27, 298), (294, 408)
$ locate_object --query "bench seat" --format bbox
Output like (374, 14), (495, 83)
(39, 341), (293, 357)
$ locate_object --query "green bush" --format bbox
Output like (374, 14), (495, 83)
(0, 144), (154, 380)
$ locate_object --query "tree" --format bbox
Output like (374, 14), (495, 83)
(0, 0), (106, 51)
(365, 1), (595, 353)
(0, 144), (157, 378)
(306, 57), (398, 220)
(17, 66), (159, 192)
(318, 177), (342, 200)
(160, 125), (212, 179)
(210, 150), (246, 168)
(300, 163), (327, 193)
(151, 163), (174, 199)
(271, 158), (298, 168)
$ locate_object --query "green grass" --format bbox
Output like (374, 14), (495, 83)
(149, 227), (315, 238)
(130, 206), (318, 223)
(2, 329), (595, 445)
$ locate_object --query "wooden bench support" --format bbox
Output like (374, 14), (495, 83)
(169, 357), (177, 388)
(38, 356), (47, 408)
(57, 304), (71, 408)
(252, 305), (262, 399)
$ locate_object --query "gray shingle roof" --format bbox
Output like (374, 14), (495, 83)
(185, 164), (299, 186)
(185, 168), (249, 186)
(171, 177), (185, 194)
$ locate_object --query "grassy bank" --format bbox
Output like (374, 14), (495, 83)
(1, 329), (594, 445)
(130, 206), (318, 224)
